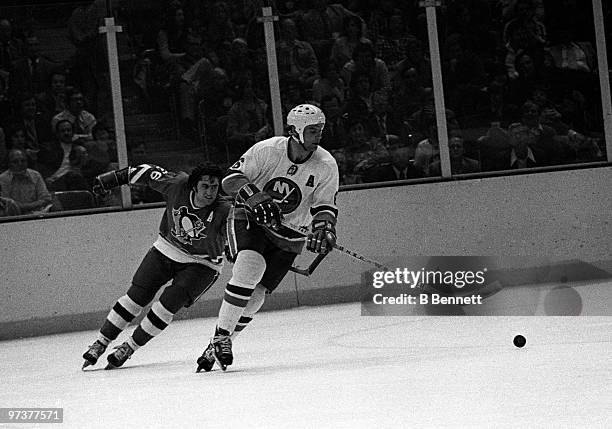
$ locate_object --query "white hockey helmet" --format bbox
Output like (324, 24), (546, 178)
(287, 104), (326, 144)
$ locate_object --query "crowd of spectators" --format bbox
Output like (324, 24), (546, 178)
(124, 0), (607, 184)
(0, 1), (122, 217)
(0, 0), (610, 218)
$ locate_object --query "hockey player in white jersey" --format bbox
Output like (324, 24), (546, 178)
(196, 104), (339, 372)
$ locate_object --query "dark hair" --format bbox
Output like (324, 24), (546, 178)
(161, 6), (189, 38)
(514, 0), (535, 14)
(68, 144), (86, 164)
(448, 129), (464, 139)
(8, 125), (26, 139)
(351, 40), (375, 61)
(321, 94), (341, 106)
(346, 115), (366, 130)
(318, 60), (339, 77)
(187, 162), (224, 190)
(342, 14), (363, 38)
(386, 134), (401, 148)
(55, 119), (73, 134)
(521, 100), (539, 115)
(349, 71), (372, 90)
(92, 122), (111, 139)
(281, 76), (301, 92)
(64, 86), (82, 100)
(48, 69), (67, 85)
(7, 148), (27, 162)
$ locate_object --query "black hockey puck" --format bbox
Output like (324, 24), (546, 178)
(513, 335), (526, 348)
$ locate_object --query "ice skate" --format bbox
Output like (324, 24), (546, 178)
(195, 341), (216, 373)
(105, 341), (134, 369)
(82, 340), (107, 369)
(212, 328), (233, 371)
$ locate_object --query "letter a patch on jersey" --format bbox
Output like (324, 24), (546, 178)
(306, 175), (315, 187)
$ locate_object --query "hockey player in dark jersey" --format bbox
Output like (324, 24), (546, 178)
(82, 162), (231, 370)
(196, 104), (339, 372)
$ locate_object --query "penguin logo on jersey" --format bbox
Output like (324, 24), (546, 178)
(171, 206), (208, 244)
(263, 177), (302, 214)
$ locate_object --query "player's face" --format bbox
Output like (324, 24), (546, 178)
(194, 175), (220, 207)
(301, 123), (324, 151)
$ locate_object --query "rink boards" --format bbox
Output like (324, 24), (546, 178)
(1, 167), (611, 339)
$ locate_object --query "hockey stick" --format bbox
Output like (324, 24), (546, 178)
(289, 252), (328, 276)
(280, 220), (391, 271)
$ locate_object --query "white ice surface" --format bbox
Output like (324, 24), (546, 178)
(1, 303), (611, 429)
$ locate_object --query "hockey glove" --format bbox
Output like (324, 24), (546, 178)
(307, 220), (336, 254)
(92, 167), (130, 197)
(238, 183), (282, 227)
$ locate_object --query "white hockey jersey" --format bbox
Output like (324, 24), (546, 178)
(225, 136), (339, 252)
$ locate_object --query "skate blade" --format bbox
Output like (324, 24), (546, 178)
(215, 356), (227, 371)
(196, 364), (213, 373)
(212, 351), (229, 371)
(105, 363), (118, 370)
(82, 360), (94, 370)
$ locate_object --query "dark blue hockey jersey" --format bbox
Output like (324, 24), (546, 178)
(128, 164), (230, 271)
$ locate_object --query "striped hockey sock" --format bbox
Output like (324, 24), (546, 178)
(229, 284), (265, 340)
(230, 316), (253, 340)
(217, 283), (255, 333)
(100, 294), (144, 343)
(131, 301), (175, 348)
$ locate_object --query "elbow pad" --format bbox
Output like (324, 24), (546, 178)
(93, 167), (131, 195)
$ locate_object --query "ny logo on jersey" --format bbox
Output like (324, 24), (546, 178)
(171, 206), (209, 244)
(263, 177), (302, 214)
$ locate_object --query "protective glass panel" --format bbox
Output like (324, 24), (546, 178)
(306, 1), (432, 184)
(604, 0), (612, 159)
(0, 1), (121, 218)
(436, 0), (606, 175)
(115, 0), (275, 207)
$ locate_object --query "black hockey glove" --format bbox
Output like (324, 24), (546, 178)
(92, 167), (130, 197)
(307, 220), (336, 254)
(238, 183), (282, 227)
